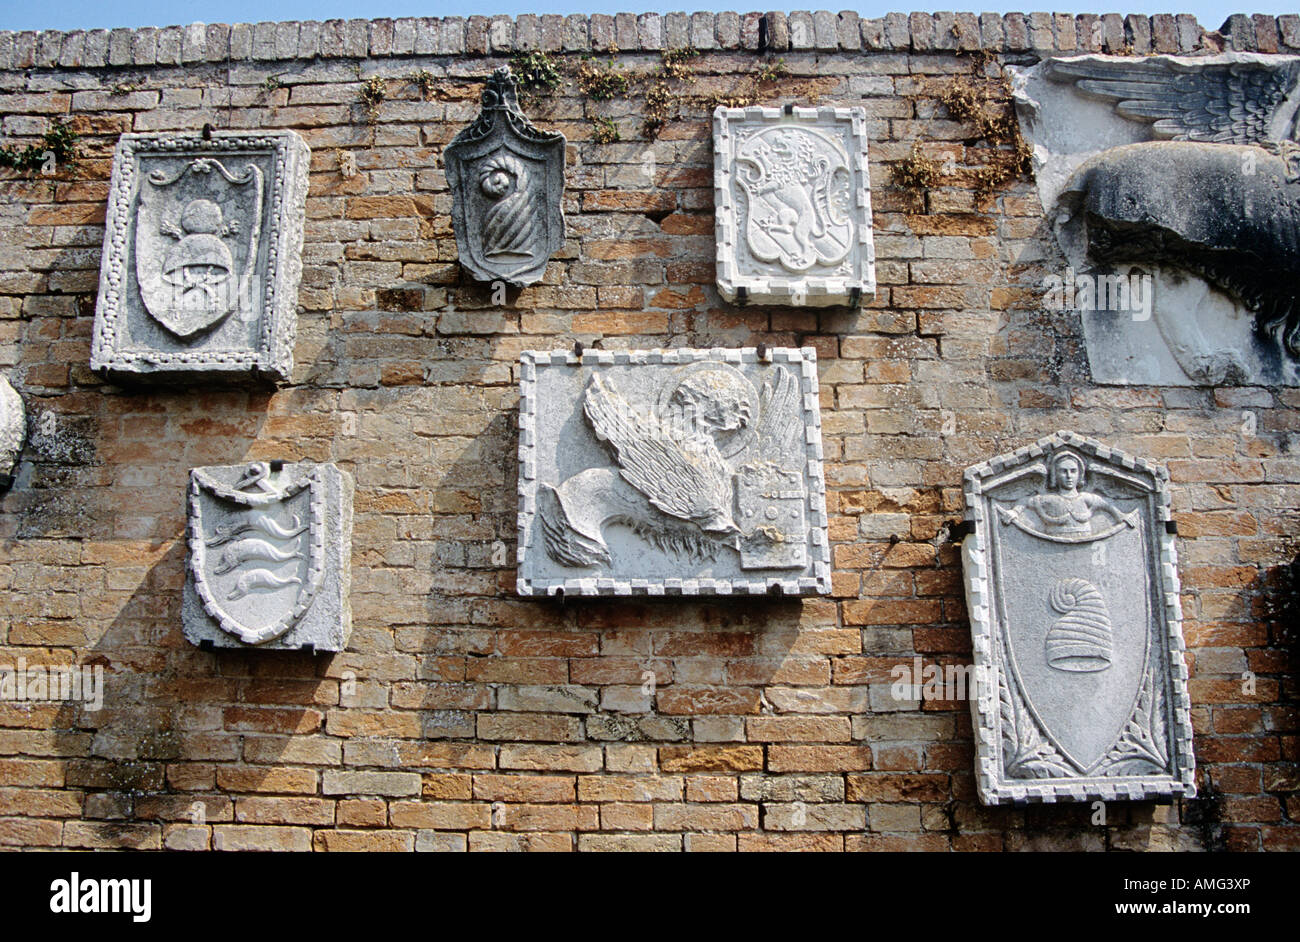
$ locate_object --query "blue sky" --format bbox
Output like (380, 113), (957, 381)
(0, 3), (1286, 34)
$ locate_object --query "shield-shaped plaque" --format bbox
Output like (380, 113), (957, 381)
(135, 158), (264, 340)
(960, 432), (1196, 804)
(188, 462), (324, 646)
(444, 67), (566, 287)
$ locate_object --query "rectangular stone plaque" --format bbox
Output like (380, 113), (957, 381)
(961, 431), (1196, 804)
(91, 130), (310, 383)
(517, 347), (831, 596)
(183, 461), (353, 652)
(713, 105), (876, 307)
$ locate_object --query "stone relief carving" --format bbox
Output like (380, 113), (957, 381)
(714, 106), (876, 306)
(444, 67), (566, 287)
(1013, 53), (1300, 386)
(961, 432), (1196, 804)
(91, 131), (310, 383)
(517, 348), (830, 596)
(0, 374), (25, 492)
(183, 461), (353, 652)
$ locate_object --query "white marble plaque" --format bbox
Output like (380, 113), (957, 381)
(713, 105), (876, 307)
(517, 348), (831, 596)
(183, 461), (353, 652)
(961, 431), (1196, 804)
(91, 131), (310, 382)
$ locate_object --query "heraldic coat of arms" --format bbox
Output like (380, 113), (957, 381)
(91, 131), (310, 382)
(183, 461), (353, 651)
(961, 432), (1196, 804)
(443, 66), (567, 287)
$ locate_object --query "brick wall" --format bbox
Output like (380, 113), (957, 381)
(0, 11), (1295, 851)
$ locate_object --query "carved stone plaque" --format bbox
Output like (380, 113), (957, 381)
(0, 374), (24, 491)
(91, 131), (310, 382)
(961, 432), (1196, 804)
(444, 67), (566, 287)
(517, 348), (830, 596)
(1013, 53), (1300, 386)
(183, 461), (353, 651)
(713, 106), (876, 307)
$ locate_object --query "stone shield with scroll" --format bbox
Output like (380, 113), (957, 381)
(517, 347), (830, 596)
(1013, 53), (1300, 386)
(183, 461), (353, 652)
(444, 67), (566, 287)
(91, 131), (310, 382)
(713, 106), (876, 307)
(961, 432), (1195, 804)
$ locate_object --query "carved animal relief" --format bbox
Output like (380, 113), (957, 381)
(91, 131), (310, 382)
(444, 67), (566, 287)
(517, 348), (830, 596)
(714, 106), (876, 306)
(961, 432), (1195, 804)
(183, 461), (353, 651)
(1014, 53), (1300, 386)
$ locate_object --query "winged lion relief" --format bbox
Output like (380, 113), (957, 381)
(516, 349), (831, 597)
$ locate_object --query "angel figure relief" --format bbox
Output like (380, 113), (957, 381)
(996, 448), (1139, 543)
(537, 362), (809, 572)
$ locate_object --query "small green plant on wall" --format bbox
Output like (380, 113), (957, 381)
(894, 142), (945, 209)
(0, 120), (80, 175)
(754, 58), (789, 84)
(410, 69), (437, 99)
(940, 50), (1032, 198)
(576, 56), (629, 101)
(592, 118), (620, 145)
(359, 75), (387, 123)
(511, 50), (563, 97)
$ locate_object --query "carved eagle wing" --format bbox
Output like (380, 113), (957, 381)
(582, 373), (738, 534)
(753, 364), (803, 467)
(1045, 58), (1300, 145)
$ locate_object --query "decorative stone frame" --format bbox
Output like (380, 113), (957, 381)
(960, 431), (1196, 804)
(713, 105), (876, 307)
(91, 130), (310, 383)
(516, 347), (832, 597)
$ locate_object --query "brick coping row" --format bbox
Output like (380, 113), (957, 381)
(1, 12), (1298, 72)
